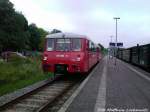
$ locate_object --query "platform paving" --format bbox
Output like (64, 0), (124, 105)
(58, 56), (150, 112)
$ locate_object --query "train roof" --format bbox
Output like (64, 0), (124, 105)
(46, 32), (89, 39)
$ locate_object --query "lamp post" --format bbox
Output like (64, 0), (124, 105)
(113, 17), (120, 65)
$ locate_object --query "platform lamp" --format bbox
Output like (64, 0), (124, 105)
(113, 17), (120, 65)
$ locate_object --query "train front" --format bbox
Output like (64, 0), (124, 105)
(42, 34), (86, 74)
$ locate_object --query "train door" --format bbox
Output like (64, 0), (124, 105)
(88, 41), (94, 68)
(85, 39), (90, 72)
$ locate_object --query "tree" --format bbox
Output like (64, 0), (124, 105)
(8, 12), (29, 51)
(28, 24), (41, 51)
(98, 43), (104, 51)
(0, 0), (29, 52)
(0, 0), (14, 23)
(38, 28), (48, 51)
(0, 0), (15, 52)
(50, 29), (62, 34)
(28, 25), (48, 51)
(98, 43), (108, 55)
(0, 0), (50, 53)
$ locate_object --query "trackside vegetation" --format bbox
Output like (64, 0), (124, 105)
(0, 55), (52, 96)
(98, 43), (108, 55)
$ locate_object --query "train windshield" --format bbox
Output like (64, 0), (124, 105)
(46, 38), (81, 51)
(47, 38), (54, 51)
(56, 38), (71, 51)
(72, 38), (81, 51)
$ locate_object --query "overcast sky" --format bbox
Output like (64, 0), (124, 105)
(10, 0), (150, 47)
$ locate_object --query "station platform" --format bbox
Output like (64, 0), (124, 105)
(58, 56), (150, 112)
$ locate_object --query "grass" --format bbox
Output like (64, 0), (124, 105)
(0, 55), (52, 96)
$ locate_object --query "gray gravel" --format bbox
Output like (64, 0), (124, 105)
(0, 78), (52, 107)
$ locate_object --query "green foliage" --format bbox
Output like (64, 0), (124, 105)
(50, 29), (62, 34)
(28, 24), (41, 51)
(8, 12), (29, 51)
(27, 24), (49, 51)
(98, 43), (104, 51)
(0, 0), (49, 53)
(0, 0), (30, 52)
(0, 55), (50, 96)
(0, 0), (15, 52)
(98, 43), (108, 55)
(38, 28), (48, 51)
(0, 0), (14, 23)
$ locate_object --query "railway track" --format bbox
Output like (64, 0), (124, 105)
(0, 76), (83, 112)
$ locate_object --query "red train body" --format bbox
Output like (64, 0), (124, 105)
(42, 33), (101, 74)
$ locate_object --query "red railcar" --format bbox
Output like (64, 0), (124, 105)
(42, 33), (101, 74)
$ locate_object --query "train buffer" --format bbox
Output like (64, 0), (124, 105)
(58, 56), (150, 112)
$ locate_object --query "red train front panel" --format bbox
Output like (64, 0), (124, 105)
(42, 38), (88, 74)
(42, 34), (101, 74)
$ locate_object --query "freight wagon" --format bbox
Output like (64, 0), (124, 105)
(122, 49), (131, 62)
(118, 44), (150, 72)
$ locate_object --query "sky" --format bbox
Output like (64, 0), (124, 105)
(10, 0), (150, 48)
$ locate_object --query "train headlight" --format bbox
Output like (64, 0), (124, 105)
(72, 57), (81, 62)
(76, 57), (81, 61)
(43, 56), (48, 61)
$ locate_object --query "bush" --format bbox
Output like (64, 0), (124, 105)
(0, 54), (49, 96)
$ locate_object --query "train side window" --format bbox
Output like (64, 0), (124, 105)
(88, 41), (96, 52)
(89, 41), (92, 51)
(91, 42), (95, 52)
(47, 38), (54, 51)
(72, 38), (81, 51)
(93, 44), (96, 52)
